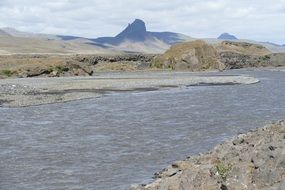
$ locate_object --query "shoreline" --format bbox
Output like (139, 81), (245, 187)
(131, 120), (285, 190)
(0, 72), (259, 107)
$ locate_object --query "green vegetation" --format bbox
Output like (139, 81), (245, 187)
(54, 66), (69, 73)
(215, 161), (232, 181)
(48, 66), (69, 74)
(262, 55), (271, 61)
(150, 58), (164, 69)
(0, 69), (16, 77)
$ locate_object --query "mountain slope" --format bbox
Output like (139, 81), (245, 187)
(0, 35), (116, 54)
(0, 29), (11, 37)
(151, 40), (285, 71)
(1, 27), (61, 40)
(218, 33), (238, 40)
(93, 19), (192, 53)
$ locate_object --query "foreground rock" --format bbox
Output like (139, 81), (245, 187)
(152, 40), (285, 71)
(131, 121), (285, 190)
(151, 40), (224, 71)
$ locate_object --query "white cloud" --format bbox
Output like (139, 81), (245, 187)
(0, 0), (284, 44)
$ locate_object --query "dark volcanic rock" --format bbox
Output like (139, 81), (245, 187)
(85, 54), (155, 65)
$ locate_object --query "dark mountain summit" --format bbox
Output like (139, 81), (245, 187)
(94, 19), (191, 46)
(116, 19), (147, 41)
(218, 33), (238, 40)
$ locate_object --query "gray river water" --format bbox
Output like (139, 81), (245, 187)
(0, 70), (285, 190)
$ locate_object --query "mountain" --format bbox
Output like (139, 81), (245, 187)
(1, 19), (190, 54)
(0, 28), (115, 54)
(0, 29), (11, 37)
(1, 27), (61, 40)
(255, 42), (285, 53)
(93, 19), (192, 53)
(1, 27), (84, 41)
(1, 20), (283, 54)
(218, 33), (238, 40)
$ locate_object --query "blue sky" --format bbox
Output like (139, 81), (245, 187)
(0, 0), (284, 44)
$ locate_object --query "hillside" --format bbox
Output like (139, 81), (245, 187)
(0, 35), (116, 55)
(0, 20), (192, 54)
(152, 40), (285, 71)
(217, 33), (238, 40)
(151, 40), (223, 71)
(216, 41), (271, 56)
(1, 20), (284, 54)
(0, 29), (11, 37)
(93, 19), (192, 53)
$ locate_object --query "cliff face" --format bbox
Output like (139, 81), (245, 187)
(151, 40), (224, 71)
(151, 40), (285, 71)
(131, 120), (285, 190)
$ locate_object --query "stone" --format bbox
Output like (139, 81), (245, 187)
(131, 121), (285, 190)
(232, 138), (245, 145)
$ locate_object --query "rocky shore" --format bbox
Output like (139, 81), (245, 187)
(0, 72), (259, 107)
(131, 121), (285, 190)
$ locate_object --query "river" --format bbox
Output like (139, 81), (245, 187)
(0, 69), (285, 190)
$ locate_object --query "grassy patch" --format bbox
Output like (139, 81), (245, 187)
(215, 161), (232, 181)
(261, 55), (271, 61)
(0, 69), (16, 77)
(48, 66), (69, 74)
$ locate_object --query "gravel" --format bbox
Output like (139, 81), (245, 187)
(0, 84), (38, 95)
(0, 72), (259, 107)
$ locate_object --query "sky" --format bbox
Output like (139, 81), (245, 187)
(0, 0), (284, 44)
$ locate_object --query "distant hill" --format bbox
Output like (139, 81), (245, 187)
(152, 40), (285, 71)
(1, 27), (61, 40)
(1, 19), (192, 54)
(256, 42), (285, 53)
(0, 29), (116, 54)
(1, 27), (85, 41)
(218, 33), (238, 40)
(1, 21), (284, 54)
(93, 19), (192, 53)
(0, 29), (11, 37)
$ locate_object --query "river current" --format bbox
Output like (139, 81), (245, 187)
(0, 69), (285, 190)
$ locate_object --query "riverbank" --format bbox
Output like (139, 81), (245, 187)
(0, 72), (259, 107)
(131, 120), (285, 190)
(0, 54), (155, 78)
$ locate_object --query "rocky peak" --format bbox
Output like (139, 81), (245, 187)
(115, 19), (148, 41)
(218, 33), (238, 40)
(130, 19), (147, 32)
